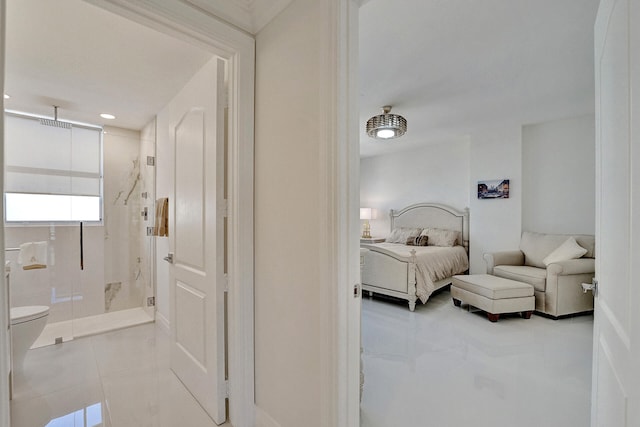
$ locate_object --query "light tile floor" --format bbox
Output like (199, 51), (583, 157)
(11, 290), (592, 427)
(10, 323), (228, 427)
(360, 289), (594, 427)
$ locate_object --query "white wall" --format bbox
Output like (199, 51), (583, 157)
(360, 117), (595, 274)
(254, 0), (346, 424)
(469, 126), (522, 274)
(468, 126), (522, 273)
(358, 126), (522, 274)
(0, 7), (8, 422)
(522, 114), (595, 235)
(360, 138), (470, 237)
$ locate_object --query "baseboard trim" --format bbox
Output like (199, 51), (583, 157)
(155, 311), (170, 333)
(255, 407), (282, 427)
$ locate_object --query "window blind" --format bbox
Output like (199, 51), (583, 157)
(4, 113), (103, 222)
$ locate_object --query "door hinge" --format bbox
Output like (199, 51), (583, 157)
(223, 274), (229, 292)
(146, 156), (155, 166)
(220, 199), (229, 218)
(223, 380), (230, 398)
(354, 283), (361, 298)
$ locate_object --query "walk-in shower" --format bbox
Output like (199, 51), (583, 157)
(4, 110), (156, 348)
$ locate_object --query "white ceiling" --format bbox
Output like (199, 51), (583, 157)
(4, 0), (600, 147)
(4, 0), (214, 130)
(359, 0), (601, 158)
(3, 0), (294, 130)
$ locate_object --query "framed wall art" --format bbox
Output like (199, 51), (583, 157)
(477, 179), (509, 199)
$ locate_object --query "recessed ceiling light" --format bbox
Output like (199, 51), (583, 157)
(100, 113), (115, 120)
(4, 94), (10, 99)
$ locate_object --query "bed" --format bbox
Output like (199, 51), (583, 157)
(361, 203), (469, 311)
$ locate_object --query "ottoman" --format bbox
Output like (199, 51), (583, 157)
(451, 274), (535, 322)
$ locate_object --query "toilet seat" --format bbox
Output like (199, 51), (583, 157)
(10, 305), (49, 325)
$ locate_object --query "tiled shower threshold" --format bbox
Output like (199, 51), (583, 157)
(32, 307), (154, 349)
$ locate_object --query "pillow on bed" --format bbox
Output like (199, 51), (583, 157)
(421, 227), (458, 247)
(386, 227), (422, 244)
(406, 235), (428, 246)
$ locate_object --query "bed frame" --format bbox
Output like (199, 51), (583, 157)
(361, 203), (469, 311)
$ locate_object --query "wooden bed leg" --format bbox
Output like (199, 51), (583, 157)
(522, 311), (533, 319)
(487, 313), (500, 322)
(408, 301), (416, 312)
(453, 298), (462, 307)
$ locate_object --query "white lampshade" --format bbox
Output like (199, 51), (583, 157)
(360, 208), (372, 220)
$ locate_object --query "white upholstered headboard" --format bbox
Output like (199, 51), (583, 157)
(390, 203), (470, 251)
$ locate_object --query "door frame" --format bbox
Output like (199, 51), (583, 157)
(83, 1), (256, 425)
(0, 2), (9, 426)
(0, 0), (361, 426)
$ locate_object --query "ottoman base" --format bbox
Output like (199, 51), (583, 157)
(451, 275), (535, 322)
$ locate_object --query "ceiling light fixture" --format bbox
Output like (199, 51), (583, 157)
(100, 113), (116, 120)
(366, 105), (407, 140)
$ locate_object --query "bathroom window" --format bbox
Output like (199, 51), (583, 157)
(4, 113), (103, 222)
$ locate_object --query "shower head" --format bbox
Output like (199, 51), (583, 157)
(40, 106), (72, 129)
(40, 118), (72, 129)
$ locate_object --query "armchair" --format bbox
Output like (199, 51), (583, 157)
(484, 232), (595, 318)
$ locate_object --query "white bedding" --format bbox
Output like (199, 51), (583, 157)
(362, 242), (469, 303)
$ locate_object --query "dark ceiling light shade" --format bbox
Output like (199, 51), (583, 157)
(366, 105), (407, 140)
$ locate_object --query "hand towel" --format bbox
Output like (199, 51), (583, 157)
(154, 198), (169, 237)
(18, 241), (48, 270)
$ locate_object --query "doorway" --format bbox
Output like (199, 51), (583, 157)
(0, 1), (256, 426)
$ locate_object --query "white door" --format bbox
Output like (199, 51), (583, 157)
(592, 0), (640, 425)
(168, 57), (227, 424)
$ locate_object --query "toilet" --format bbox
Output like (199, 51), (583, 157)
(10, 305), (49, 371)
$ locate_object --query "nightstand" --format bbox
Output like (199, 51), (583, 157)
(360, 237), (385, 244)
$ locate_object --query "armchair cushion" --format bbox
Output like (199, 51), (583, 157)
(493, 265), (547, 292)
(519, 232), (595, 268)
(543, 237), (587, 266)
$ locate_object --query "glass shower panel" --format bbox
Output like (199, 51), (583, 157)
(5, 113), (156, 351)
(140, 120), (156, 320)
(4, 113), (81, 347)
(5, 222), (81, 348)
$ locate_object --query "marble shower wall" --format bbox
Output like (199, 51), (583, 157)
(103, 126), (144, 313)
(6, 125), (154, 323)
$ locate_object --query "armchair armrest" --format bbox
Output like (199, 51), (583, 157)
(483, 250), (524, 274)
(546, 258), (595, 276)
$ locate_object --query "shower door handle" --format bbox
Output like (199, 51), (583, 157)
(163, 252), (174, 264)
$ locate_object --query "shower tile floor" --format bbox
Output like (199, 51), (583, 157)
(11, 323), (228, 427)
